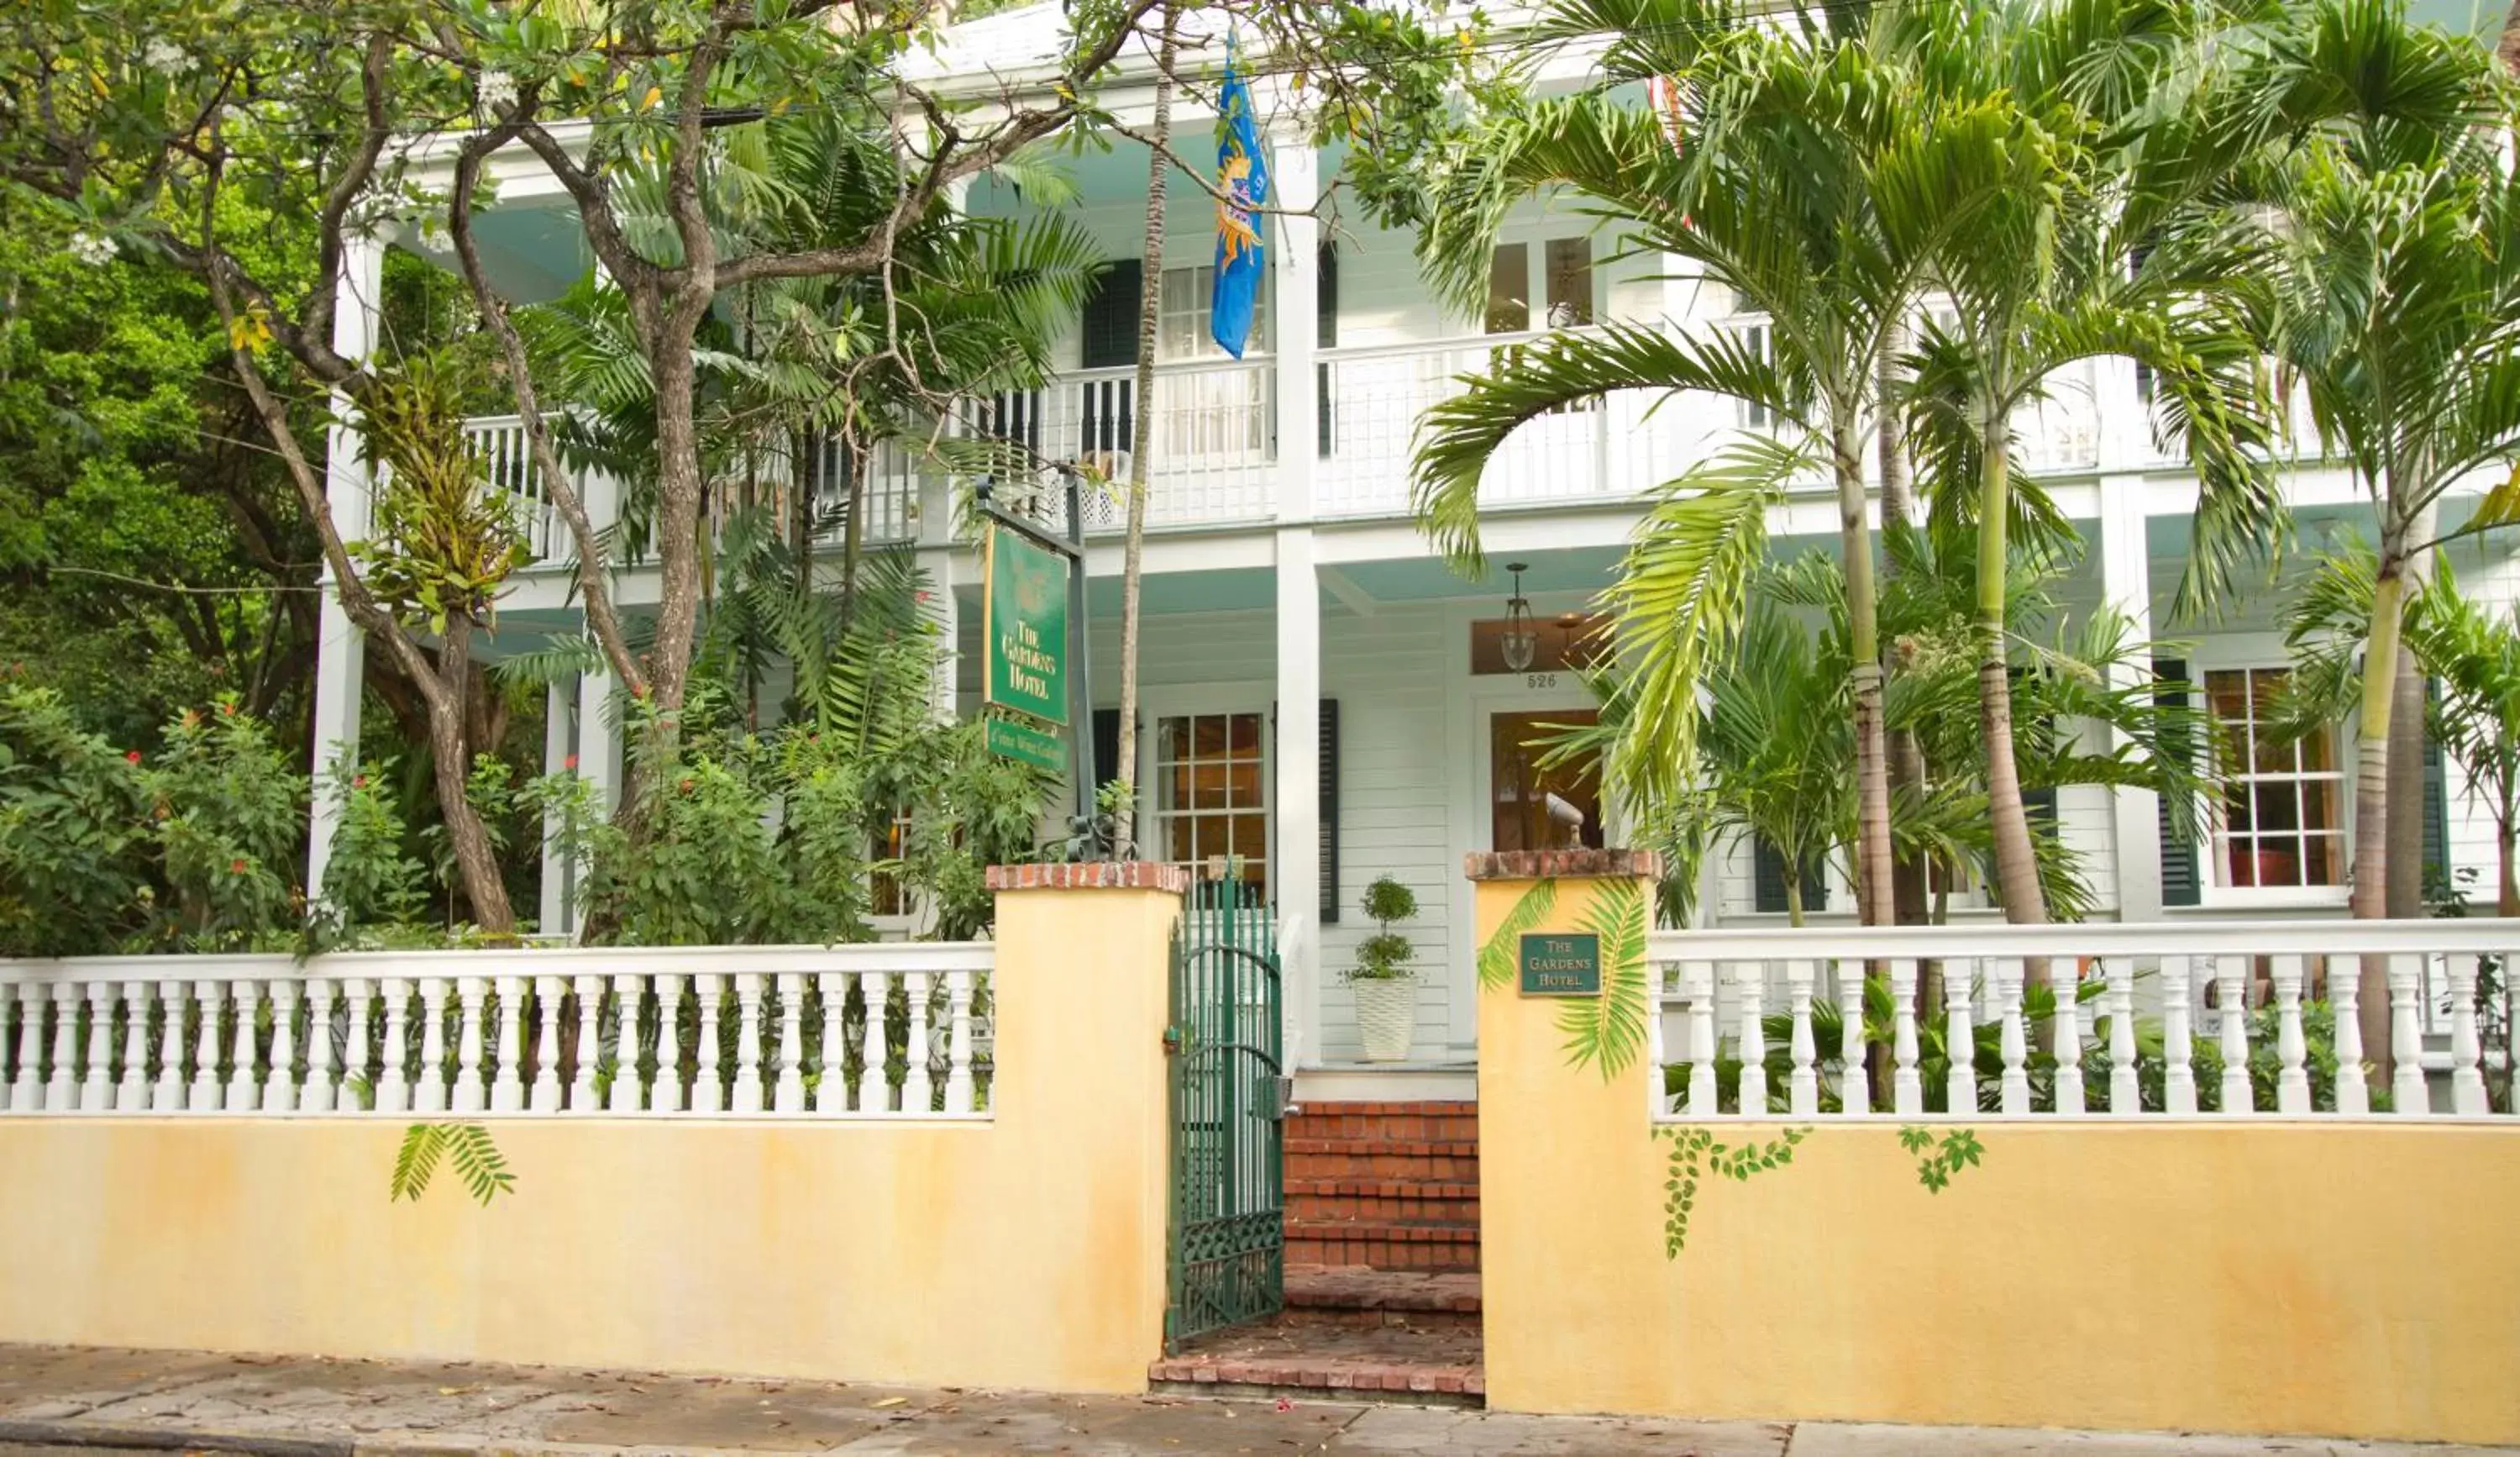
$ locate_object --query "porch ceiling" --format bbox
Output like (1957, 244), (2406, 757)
(402, 203), (592, 305)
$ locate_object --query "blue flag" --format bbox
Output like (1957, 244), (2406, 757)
(1210, 55), (1269, 359)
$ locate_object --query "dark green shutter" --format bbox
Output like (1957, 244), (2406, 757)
(2156, 657), (2201, 906)
(1080, 260), (1142, 370)
(1752, 837), (1825, 914)
(1319, 699), (1340, 924)
(1091, 707), (1120, 799)
(1316, 242), (1339, 459)
(2423, 679), (2449, 887)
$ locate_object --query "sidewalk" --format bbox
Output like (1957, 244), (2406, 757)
(0, 1344), (2506, 1457)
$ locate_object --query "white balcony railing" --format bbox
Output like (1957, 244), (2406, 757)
(0, 943), (995, 1119)
(1648, 920), (2517, 1120)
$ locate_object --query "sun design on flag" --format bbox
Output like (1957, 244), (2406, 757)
(1216, 151), (1262, 266)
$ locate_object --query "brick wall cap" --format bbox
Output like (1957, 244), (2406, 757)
(985, 861), (1191, 894)
(1463, 849), (1664, 882)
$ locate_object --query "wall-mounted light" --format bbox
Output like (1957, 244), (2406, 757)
(1500, 562), (1538, 672)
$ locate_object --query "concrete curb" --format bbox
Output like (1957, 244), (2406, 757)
(0, 1417), (354, 1457)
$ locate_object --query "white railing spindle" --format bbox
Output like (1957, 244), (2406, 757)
(530, 976), (564, 1113)
(342, 978), (374, 1112)
(814, 971), (845, 1114)
(492, 975), (527, 1113)
(417, 977), (454, 1113)
(1785, 960), (1818, 1117)
(2332, 960), (2368, 1115)
(1734, 962), (1767, 1116)
(692, 973), (725, 1113)
(152, 982), (188, 1111)
(2447, 955), (2488, 1116)
(118, 980), (150, 1112)
(859, 969), (889, 1112)
(2271, 955), (2310, 1115)
(1686, 963), (1718, 1118)
(1996, 960), (2029, 1116)
(945, 970), (975, 1114)
(2107, 959), (2139, 1116)
(225, 979), (260, 1110)
(774, 971), (808, 1113)
(654, 972), (688, 1113)
(2391, 955), (2426, 1115)
(903, 971), (933, 1114)
(570, 974), (601, 1113)
(264, 981), (298, 1113)
(1945, 960), (1977, 1116)
(375, 977), (413, 1113)
(188, 979), (224, 1112)
(609, 974), (645, 1112)
(2162, 956), (2197, 1115)
(2053, 963), (2086, 1115)
(302, 978), (337, 1114)
(50, 980), (82, 1110)
(82, 981), (115, 1112)
(1837, 958), (1869, 1116)
(2216, 957), (2251, 1116)
(731, 972), (765, 1113)
(1889, 959), (1921, 1117)
(0, 981), (19, 1112)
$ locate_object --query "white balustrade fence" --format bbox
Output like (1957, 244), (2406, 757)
(0, 944), (994, 1119)
(1648, 922), (2519, 1120)
(462, 414), (564, 561)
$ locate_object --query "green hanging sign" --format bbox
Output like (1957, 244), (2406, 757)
(984, 524), (1068, 726)
(984, 714), (1067, 774)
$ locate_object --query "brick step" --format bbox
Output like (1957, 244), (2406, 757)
(1280, 1264), (1482, 1329)
(1285, 1100), (1479, 1146)
(1284, 1137), (1479, 1184)
(1150, 1322), (1483, 1407)
(1287, 1218), (1481, 1272)
(1285, 1177), (1479, 1227)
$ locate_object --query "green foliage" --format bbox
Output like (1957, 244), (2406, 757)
(351, 355), (530, 636)
(1899, 1126), (1984, 1193)
(0, 683), (150, 955)
(390, 1123), (516, 1206)
(313, 756), (427, 936)
(1557, 878), (1650, 1080)
(140, 696), (303, 949)
(1476, 879), (1557, 991)
(1347, 875), (1420, 981)
(1657, 1124), (1809, 1259)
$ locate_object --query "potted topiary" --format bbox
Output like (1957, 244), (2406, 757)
(1347, 875), (1420, 1063)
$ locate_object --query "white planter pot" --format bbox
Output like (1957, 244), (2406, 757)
(1352, 977), (1416, 1063)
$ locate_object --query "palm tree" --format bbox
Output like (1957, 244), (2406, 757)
(2244, 0), (2520, 924)
(1411, 0), (2029, 924)
(1889, 0), (2280, 927)
(1695, 597), (1856, 927)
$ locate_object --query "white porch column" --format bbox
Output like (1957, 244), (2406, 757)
(1271, 131), (1323, 1069)
(306, 231), (386, 902)
(918, 547), (959, 719)
(2100, 469), (2164, 923)
(575, 465), (627, 846)
(538, 680), (576, 935)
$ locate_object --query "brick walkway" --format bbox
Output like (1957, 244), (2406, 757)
(1148, 1319), (1484, 1403)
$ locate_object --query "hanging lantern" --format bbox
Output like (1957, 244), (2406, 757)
(1500, 562), (1538, 672)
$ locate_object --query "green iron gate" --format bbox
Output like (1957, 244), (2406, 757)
(1165, 871), (1285, 1348)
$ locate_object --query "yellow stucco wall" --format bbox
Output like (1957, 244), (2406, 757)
(0, 882), (1178, 1395)
(1475, 872), (2520, 1444)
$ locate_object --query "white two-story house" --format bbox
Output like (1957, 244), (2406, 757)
(304, 1), (2520, 1095)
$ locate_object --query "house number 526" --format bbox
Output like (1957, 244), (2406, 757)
(1525, 673), (1559, 690)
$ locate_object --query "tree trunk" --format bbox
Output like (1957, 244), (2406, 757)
(648, 340), (707, 719)
(2387, 634), (2428, 917)
(1784, 871), (1805, 928)
(1878, 329), (1932, 931)
(2500, 814), (2518, 917)
(1113, 4), (1179, 863)
(428, 615), (516, 934)
(1836, 420), (1893, 928)
(1977, 405), (2047, 928)
(2354, 549), (2407, 1083)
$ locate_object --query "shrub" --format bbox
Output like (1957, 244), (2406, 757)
(1347, 875), (1420, 981)
(0, 685), (150, 955)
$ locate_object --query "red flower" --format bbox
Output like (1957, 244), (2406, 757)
(564, 754), (579, 771)
(218, 701), (234, 717)
(677, 776), (695, 795)
(125, 750), (141, 765)
(352, 775), (368, 790)
(228, 858), (248, 875)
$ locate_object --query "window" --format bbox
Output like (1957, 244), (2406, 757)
(870, 811), (914, 919)
(1156, 712), (1268, 902)
(2205, 666), (2345, 890)
(1159, 264), (1266, 361)
(1485, 244), (1530, 334)
(1544, 238), (1594, 328)
(1736, 321), (1774, 431)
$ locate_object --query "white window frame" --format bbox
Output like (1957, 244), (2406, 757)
(1142, 692), (1275, 907)
(2186, 639), (2354, 910)
(1158, 262), (1269, 363)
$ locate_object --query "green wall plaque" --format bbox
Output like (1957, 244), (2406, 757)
(1519, 932), (1601, 997)
(984, 524), (1068, 725)
(984, 714), (1067, 773)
